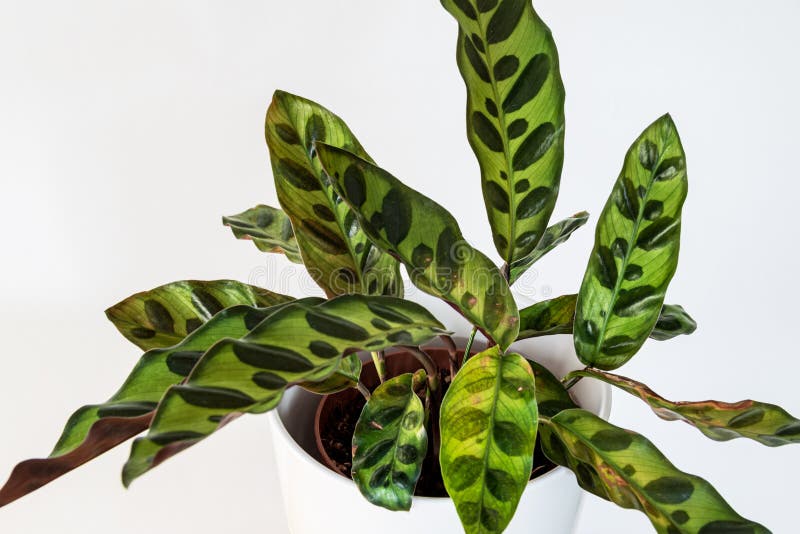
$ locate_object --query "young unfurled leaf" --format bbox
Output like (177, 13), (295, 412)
(299, 353), (362, 395)
(574, 115), (688, 369)
(106, 280), (292, 351)
(266, 91), (402, 297)
(122, 296), (446, 486)
(352, 371), (428, 511)
(316, 143), (519, 350)
(517, 294), (696, 342)
(222, 204), (302, 263)
(508, 212), (589, 284)
(541, 409), (769, 533)
(0, 298), (309, 507)
(440, 346), (537, 534)
(442, 0), (566, 265)
(568, 369), (800, 447)
(651, 304), (697, 341)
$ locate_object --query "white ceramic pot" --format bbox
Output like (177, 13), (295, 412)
(267, 292), (612, 534)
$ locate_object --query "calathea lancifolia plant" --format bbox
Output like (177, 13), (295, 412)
(2, 1), (798, 533)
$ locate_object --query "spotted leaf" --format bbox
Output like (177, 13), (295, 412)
(299, 353), (362, 395)
(316, 143), (519, 349)
(352, 371), (428, 511)
(266, 91), (402, 297)
(122, 295), (446, 485)
(517, 294), (696, 343)
(541, 409), (769, 533)
(568, 369), (800, 447)
(508, 212), (589, 284)
(442, 0), (566, 264)
(105, 280), (291, 351)
(574, 115), (688, 369)
(222, 204), (302, 263)
(0, 298), (309, 507)
(526, 359), (577, 418)
(651, 304), (697, 341)
(440, 346), (537, 534)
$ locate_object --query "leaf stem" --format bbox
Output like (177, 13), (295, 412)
(402, 346), (439, 392)
(440, 335), (458, 377)
(371, 351), (386, 383)
(356, 382), (371, 401)
(562, 367), (590, 390)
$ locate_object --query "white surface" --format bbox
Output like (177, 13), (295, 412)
(0, 1), (798, 533)
(270, 333), (611, 534)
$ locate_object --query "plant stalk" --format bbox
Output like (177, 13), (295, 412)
(401, 346), (440, 392)
(461, 326), (479, 364)
(356, 382), (371, 401)
(440, 335), (458, 378)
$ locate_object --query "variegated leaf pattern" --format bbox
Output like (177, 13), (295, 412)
(352, 371), (428, 511)
(0, 298), (309, 507)
(508, 211), (589, 284)
(122, 295), (447, 485)
(518, 294), (578, 339)
(651, 304), (697, 341)
(517, 294), (697, 342)
(541, 409), (769, 534)
(569, 369), (800, 447)
(440, 346), (537, 534)
(442, 0), (566, 264)
(316, 143), (519, 350)
(106, 280), (291, 351)
(266, 90), (402, 297)
(299, 353), (362, 395)
(527, 358), (576, 417)
(574, 114), (688, 370)
(222, 204), (302, 263)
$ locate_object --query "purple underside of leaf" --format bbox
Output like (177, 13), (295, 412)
(0, 413), (153, 507)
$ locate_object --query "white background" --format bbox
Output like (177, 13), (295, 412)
(1, 1), (798, 532)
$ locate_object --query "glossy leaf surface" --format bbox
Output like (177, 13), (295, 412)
(299, 353), (362, 395)
(266, 90), (402, 297)
(575, 115), (688, 369)
(122, 295), (446, 485)
(106, 280), (291, 351)
(517, 294), (697, 342)
(527, 359), (576, 417)
(541, 409), (769, 533)
(352, 371), (428, 511)
(440, 346), (537, 533)
(222, 204), (302, 263)
(569, 369), (800, 447)
(651, 304), (697, 341)
(508, 212), (589, 284)
(442, 0), (566, 264)
(0, 299), (307, 507)
(316, 143), (519, 349)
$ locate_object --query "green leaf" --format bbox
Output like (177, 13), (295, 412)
(299, 353), (362, 395)
(352, 371), (428, 511)
(222, 204), (303, 263)
(651, 304), (697, 341)
(568, 369), (800, 447)
(527, 359), (577, 417)
(122, 295), (446, 486)
(508, 212), (589, 284)
(541, 409), (769, 534)
(518, 294), (578, 339)
(316, 143), (519, 350)
(442, 0), (566, 264)
(0, 298), (309, 507)
(517, 294), (697, 342)
(105, 280), (292, 351)
(440, 346), (537, 534)
(574, 114), (688, 369)
(266, 90), (402, 297)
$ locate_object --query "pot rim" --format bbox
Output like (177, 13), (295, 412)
(267, 375), (612, 503)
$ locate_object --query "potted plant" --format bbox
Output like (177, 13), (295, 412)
(1, 1), (798, 533)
